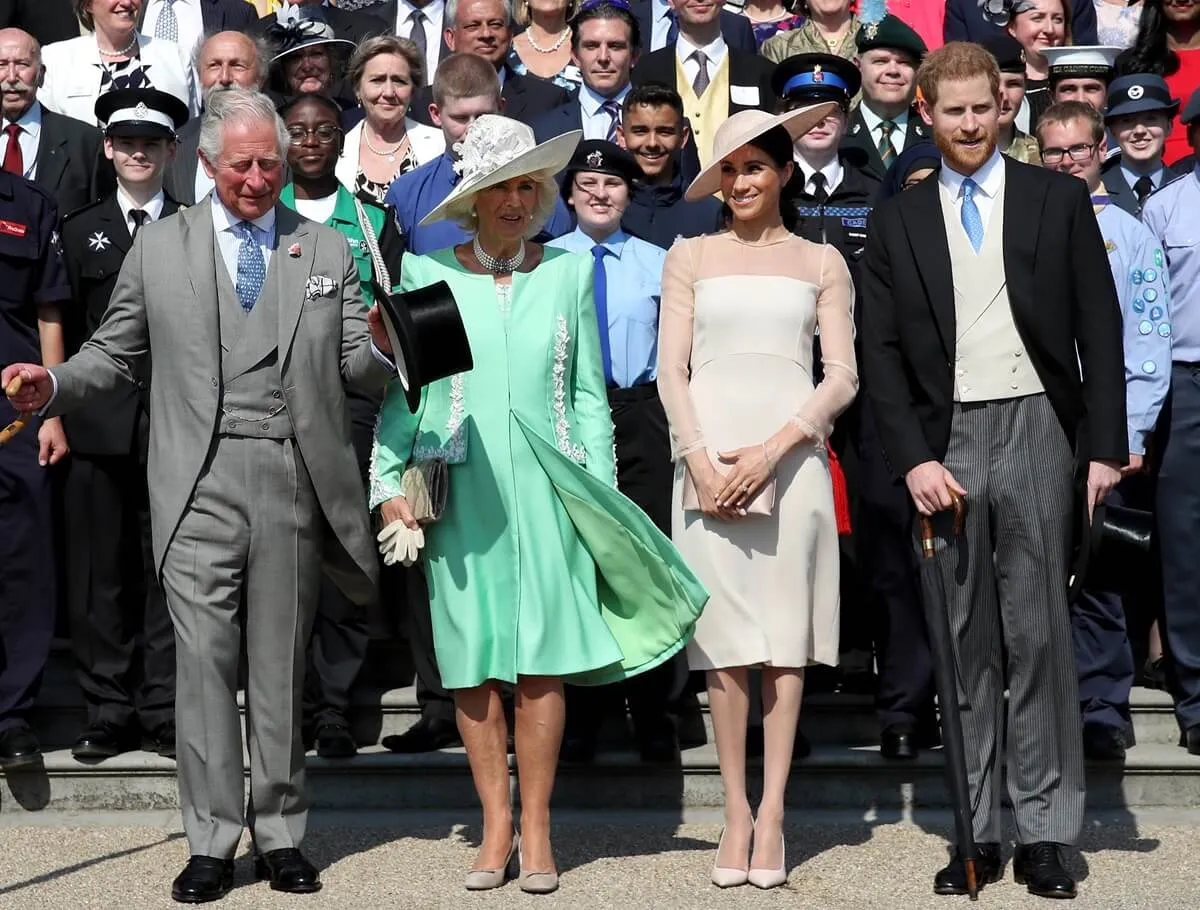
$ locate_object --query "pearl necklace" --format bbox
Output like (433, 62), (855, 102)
(363, 130), (408, 163)
(99, 33), (139, 58)
(473, 236), (525, 274)
(525, 26), (571, 53)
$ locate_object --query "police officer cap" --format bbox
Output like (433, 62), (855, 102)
(560, 140), (642, 202)
(855, 14), (927, 61)
(771, 53), (861, 106)
(94, 88), (190, 140)
(980, 34), (1025, 74)
(1106, 73), (1180, 121)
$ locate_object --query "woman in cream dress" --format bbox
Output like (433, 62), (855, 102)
(657, 106), (858, 890)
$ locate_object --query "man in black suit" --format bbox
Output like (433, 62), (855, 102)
(137, 0), (256, 56)
(0, 0), (78, 47)
(252, 0), (390, 45)
(163, 31), (268, 206)
(862, 42), (1125, 900)
(0, 28), (109, 218)
(630, 0), (773, 167)
(409, 0), (569, 127)
(628, 0), (755, 54)
(944, 0), (1098, 46)
(841, 15), (929, 181)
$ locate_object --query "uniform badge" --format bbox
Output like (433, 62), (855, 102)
(586, 150), (604, 168)
(87, 231), (111, 252)
(1159, 323), (1172, 337)
(813, 65), (824, 82)
(135, 102), (149, 118)
(1132, 297), (1145, 314)
(0, 219), (27, 238)
(1104, 240), (1116, 253)
(1139, 320), (1153, 336)
(1128, 85), (1145, 100)
(852, 122), (861, 135)
(864, 22), (879, 38)
(1143, 267), (1158, 283)
(1144, 288), (1159, 303)
(1130, 268), (1143, 284)
(1154, 248), (1164, 267)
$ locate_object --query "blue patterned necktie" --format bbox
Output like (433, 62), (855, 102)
(665, 8), (679, 45)
(601, 99), (621, 143)
(960, 177), (984, 253)
(233, 221), (266, 312)
(591, 245), (614, 386)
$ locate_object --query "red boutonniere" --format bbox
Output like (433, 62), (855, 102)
(288, 243), (302, 258)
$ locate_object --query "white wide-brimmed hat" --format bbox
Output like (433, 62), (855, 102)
(685, 103), (841, 202)
(419, 115), (582, 228)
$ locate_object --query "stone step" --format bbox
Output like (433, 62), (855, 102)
(4, 741), (1199, 815)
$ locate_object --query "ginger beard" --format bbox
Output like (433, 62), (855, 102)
(925, 75), (1001, 175)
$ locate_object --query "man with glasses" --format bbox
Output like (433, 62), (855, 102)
(1037, 99), (1171, 761)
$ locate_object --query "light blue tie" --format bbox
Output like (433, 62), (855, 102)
(233, 221), (266, 312)
(960, 177), (984, 253)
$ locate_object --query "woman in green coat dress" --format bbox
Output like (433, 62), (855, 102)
(370, 116), (707, 894)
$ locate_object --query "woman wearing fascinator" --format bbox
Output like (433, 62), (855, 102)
(370, 115), (706, 894)
(1001, 0), (1073, 128)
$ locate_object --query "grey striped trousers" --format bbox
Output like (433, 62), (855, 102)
(917, 393), (1085, 845)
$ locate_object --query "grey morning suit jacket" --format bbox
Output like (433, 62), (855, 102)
(47, 201), (391, 603)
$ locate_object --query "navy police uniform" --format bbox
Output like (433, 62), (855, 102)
(0, 172), (71, 756)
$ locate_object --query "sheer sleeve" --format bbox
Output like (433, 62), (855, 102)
(656, 238), (706, 460)
(790, 244), (859, 439)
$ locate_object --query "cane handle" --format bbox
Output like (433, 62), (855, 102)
(0, 374), (31, 447)
(919, 491), (966, 558)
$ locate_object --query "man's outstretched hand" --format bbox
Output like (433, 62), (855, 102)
(1, 364), (53, 412)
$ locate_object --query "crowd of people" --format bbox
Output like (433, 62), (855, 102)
(0, 0), (1198, 903)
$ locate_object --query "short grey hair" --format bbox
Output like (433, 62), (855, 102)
(198, 89), (289, 165)
(191, 30), (273, 90)
(445, 0), (514, 28)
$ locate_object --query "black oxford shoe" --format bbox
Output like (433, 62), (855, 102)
(1082, 723), (1128, 761)
(881, 724), (917, 761)
(381, 715), (462, 753)
(148, 722), (177, 760)
(171, 856), (234, 903)
(933, 843), (1003, 895)
(0, 725), (41, 769)
(314, 722), (357, 759)
(73, 722), (137, 760)
(1182, 725), (1200, 756)
(1013, 842), (1077, 899)
(255, 848), (321, 894)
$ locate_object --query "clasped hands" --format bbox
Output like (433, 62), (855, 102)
(377, 494), (423, 566)
(687, 441), (777, 521)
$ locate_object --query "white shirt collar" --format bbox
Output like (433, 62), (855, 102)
(676, 32), (727, 70)
(580, 81), (630, 115)
(6, 100), (41, 138)
(210, 193), (276, 237)
(940, 147), (1004, 200)
(858, 102), (909, 139)
(795, 155), (843, 194)
(117, 188), (165, 226)
(653, 0), (672, 19)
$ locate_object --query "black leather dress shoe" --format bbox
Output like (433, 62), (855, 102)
(73, 722), (137, 760)
(381, 715), (462, 753)
(881, 724), (917, 761)
(148, 723), (177, 760)
(1183, 725), (1200, 756)
(171, 856), (234, 903)
(314, 722), (357, 759)
(559, 732), (597, 764)
(254, 848), (321, 894)
(0, 725), (41, 769)
(933, 842), (1003, 895)
(1082, 723), (1127, 761)
(1013, 842), (1077, 899)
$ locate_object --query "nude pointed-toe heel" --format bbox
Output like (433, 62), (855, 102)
(748, 829), (787, 889)
(517, 843), (559, 894)
(464, 833), (519, 891)
(711, 827), (749, 888)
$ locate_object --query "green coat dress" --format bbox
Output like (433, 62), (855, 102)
(370, 247), (707, 689)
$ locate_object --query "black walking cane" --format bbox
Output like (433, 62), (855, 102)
(918, 493), (980, 901)
(0, 376), (31, 447)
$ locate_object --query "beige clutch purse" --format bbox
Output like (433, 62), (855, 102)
(400, 458), (449, 524)
(682, 460), (776, 516)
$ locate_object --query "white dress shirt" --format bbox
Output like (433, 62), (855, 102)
(0, 102), (42, 181)
(394, 0), (444, 84)
(859, 102), (910, 159)
(940, 147), (1004, 240)
(210, 194), (276, 287)
(675, 33), (728, 90)
(579, 82), (630, 141)
(117, 188), (166, 236)
(141, 0), (205, 57)
(795, 156), (844, 196)
(651, 0), (675, 51)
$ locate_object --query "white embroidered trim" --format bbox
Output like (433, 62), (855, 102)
(412, 373), (467, 464)
(553, 315), (587, 464)
(368, 404), (404, 509)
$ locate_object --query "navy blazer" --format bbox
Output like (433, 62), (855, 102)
(630, 0), (757, 54)
(36, 107), (114, 219)
(409, 65), (571, 127)
(0, 0), (79, 46)
(944, 0), (1097, 45)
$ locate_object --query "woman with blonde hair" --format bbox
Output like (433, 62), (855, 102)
(508, 0), (583, 91)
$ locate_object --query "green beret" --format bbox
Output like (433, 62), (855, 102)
(855, 14), (927, 61)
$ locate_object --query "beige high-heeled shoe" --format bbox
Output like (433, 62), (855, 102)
(748, 824), (787, 889)
(711, 827), (750, 888)
(464, 833), (519, 891)
(517, 842), (559, 894)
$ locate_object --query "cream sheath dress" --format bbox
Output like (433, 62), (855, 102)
(657, 232), (859, 670)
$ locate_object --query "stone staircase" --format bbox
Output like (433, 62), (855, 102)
(5, 648), (1200, 815)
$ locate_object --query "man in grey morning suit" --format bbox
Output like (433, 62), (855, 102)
(861, 44), (1126, 900)
(3, 89), (398, 905)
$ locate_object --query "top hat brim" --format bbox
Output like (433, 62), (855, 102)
(374, 279), (473, 414)
(1068, 495), (1155, 601)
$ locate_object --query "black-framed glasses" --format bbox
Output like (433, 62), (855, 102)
(286, 124), (342, 145)
(1039, 142), (1096, 164)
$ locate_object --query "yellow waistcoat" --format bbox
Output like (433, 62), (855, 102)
(676, 54), (730, 170)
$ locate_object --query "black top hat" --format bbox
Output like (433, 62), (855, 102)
(981, 34), (1026, 74)
(374, 280), (474, 413)
(94, 88), (190, 139)
(1106, 74), (1179, 120)
(560, 140), (642, 202)
(1069, 497), (1154, 602)
(771, 53), (861, 107)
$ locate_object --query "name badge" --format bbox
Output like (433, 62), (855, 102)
(730, 85), (760, 106)
(0, 219), (28, 238)
(841, 217), (867, 229)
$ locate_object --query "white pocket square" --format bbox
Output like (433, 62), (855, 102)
(305, 275), (338, 300)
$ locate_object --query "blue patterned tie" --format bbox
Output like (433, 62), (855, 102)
(591, 245), (614, 386)
(960, 178), (984, 253)
(234, 221), (266, 312)
(665, 8), (679, 45)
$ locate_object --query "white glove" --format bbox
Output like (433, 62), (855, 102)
(377, 519), (425, 567)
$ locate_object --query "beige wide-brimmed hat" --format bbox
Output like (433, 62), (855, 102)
(684, 103), (841, 202)
(420, 115), (582, 228)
